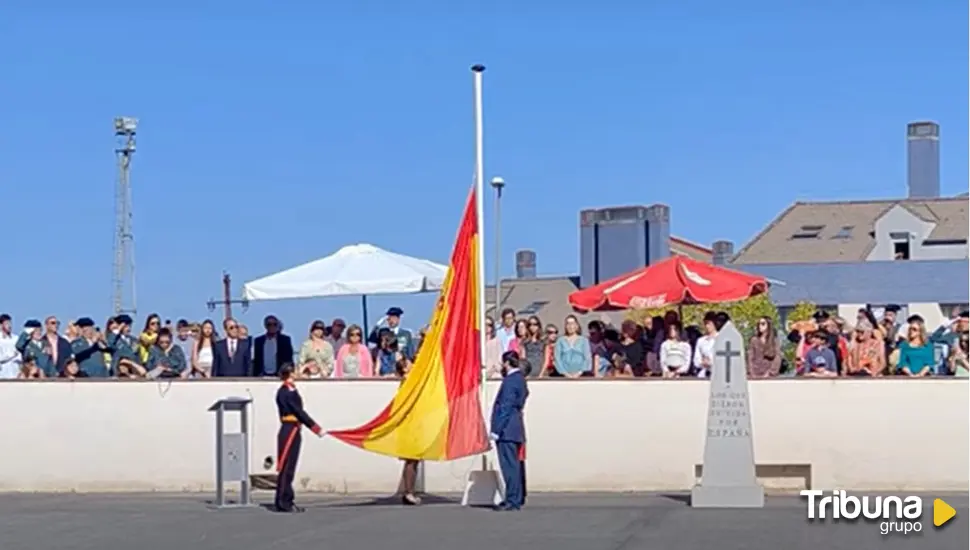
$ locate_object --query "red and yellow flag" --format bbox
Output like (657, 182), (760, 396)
(327, 186), (488, 461)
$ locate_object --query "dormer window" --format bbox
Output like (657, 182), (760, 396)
(791, 225), (825, 239)
(832, 226), (854, 239)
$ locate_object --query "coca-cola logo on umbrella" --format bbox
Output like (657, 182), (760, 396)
(629, 294), (668, 309)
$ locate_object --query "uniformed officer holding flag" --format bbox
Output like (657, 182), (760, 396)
(274, 364), (323, 513)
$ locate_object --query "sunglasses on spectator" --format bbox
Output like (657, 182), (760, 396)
(227, 324), (238, 330)
(546, 330), (558, 335)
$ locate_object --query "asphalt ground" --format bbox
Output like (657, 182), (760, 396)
(0, 492), (965, 550)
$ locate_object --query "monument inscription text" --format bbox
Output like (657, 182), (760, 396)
(707, 391), (750, 439)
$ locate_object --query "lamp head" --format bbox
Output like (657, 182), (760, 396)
(114, 116), (138, 134)
(490, 176), (505, 190)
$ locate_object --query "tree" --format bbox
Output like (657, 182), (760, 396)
(629, 296), (820, 374)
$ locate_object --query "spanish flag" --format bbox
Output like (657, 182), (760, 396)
(328, 187), (489, 461)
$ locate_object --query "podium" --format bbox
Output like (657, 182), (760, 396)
(208, 397), (256, 509)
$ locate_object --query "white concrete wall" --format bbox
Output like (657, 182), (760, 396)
(0, 379), (965, 493)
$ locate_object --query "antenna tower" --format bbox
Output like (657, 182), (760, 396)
(112, 117), (138, 316)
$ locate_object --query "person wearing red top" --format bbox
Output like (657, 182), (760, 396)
(274, 365), (323, 513)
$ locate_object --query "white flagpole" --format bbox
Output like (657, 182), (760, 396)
(461, 64), (503, 507)
(472, 64), (488, 466)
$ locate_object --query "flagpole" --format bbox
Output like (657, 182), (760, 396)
(471, 64), (489, 471)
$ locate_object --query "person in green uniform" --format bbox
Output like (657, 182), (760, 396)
(71, 317), (110, 377)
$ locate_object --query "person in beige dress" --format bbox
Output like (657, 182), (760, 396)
(297, 320), (335, 378)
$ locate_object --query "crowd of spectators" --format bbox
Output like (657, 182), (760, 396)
(483, 305), (969, 379)
(0, 303), (966, 381)
(0, 306), (425, 380)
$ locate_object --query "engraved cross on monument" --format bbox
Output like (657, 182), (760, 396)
(691, 321), (765, 508)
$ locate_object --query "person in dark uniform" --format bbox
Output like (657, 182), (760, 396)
(274, 364), (323, 513)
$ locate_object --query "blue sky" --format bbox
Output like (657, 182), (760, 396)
(1, 2), (966, 334)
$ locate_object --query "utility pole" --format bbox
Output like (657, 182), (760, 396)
(207, 272), (249, 321)
(112, 117), (138, 316)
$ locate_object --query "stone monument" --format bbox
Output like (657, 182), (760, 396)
(690, 321), (765, 508)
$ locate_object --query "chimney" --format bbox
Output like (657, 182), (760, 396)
(711, 240), (735, 266)
(907, 121), (940, 198)
(515, 249), (537, 278)
(645, 204), (671, 264)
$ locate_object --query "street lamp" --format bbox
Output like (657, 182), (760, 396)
(490, 176), (506, 315)
(114, 117), (138, 135)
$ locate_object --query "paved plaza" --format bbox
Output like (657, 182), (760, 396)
(0, 492), (965, 550)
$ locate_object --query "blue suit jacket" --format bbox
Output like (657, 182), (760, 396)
(212, 338), (252, 377)
(490, 370), (529, 443)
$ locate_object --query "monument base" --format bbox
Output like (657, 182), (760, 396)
(461, 469), (503, 507)
(690, 484), (765, 508)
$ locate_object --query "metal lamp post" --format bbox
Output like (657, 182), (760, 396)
(490, 176), (505, 315)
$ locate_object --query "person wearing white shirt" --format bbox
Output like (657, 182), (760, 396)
(660, 323), (692, 378)
(496, 308), (517, 353)
(326, 318), (347, 351)
(0, 313), (20, 379)
(692, 312), (720, 379)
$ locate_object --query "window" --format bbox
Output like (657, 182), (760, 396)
(518, 301), (549, 315)
(893, 240), (910, 260)
(832, 225), (854, 239)
(791, 225), (825, 239)
(923, 238), (968, 246)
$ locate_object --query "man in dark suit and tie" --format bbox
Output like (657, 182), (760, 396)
(212, 318), (252, 377)
(490, 351), (530, 511)
(253, 315), (294, 377)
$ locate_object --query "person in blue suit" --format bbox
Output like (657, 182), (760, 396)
(212, 318), (252, 377)
(490, 351), (530, 511)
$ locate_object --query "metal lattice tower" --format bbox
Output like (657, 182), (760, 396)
(112, 117), (138, 316)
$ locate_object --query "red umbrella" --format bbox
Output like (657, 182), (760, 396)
(568, 255), (768, 312)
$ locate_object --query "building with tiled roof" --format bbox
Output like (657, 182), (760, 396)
(486, 235), (712, 324)
(729, 122), (969, 324)
(731, 196), (968, 265)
